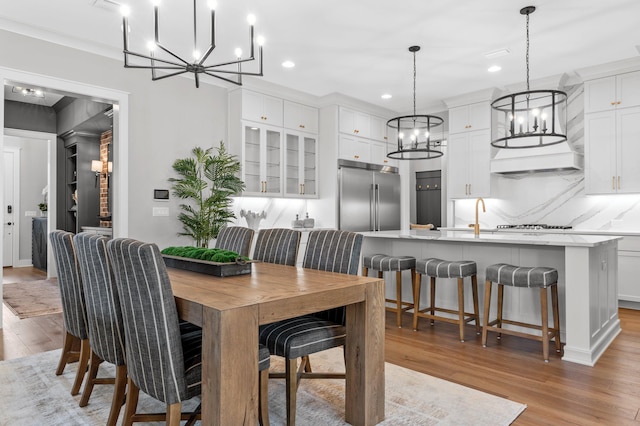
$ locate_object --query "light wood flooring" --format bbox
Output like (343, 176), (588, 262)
(3, 266), (640, 424)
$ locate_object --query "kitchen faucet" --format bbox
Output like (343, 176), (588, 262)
(473, 197), (485, 236)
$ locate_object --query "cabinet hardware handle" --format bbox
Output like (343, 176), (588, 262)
(384, 136), (388, 140)
(299, 183), (303, 194)
(617, 101), (621, 105)
(469, 184), (471, 194)
(611, 101), (616, 106)
(302, 183), (305, 194)
(384, 160), (388, 163)
(618, 176), (621, 190)
(354, 155), (359, 159)
(612, 176), (615, 190)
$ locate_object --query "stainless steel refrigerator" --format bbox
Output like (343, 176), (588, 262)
(338, 160), (401, 232)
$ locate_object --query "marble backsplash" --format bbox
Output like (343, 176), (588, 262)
(229, 197), (323, 230)
(453, 83), (640, 232)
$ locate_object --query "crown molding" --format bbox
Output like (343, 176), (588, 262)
(575, 57), (640, 81)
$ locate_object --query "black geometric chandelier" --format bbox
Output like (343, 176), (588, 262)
(387, 46), (444, 160)
(120, 0), (264, 88)
(491, 6), (567, 149)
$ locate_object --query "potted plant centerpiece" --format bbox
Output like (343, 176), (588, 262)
(38, 202), (48, 217)
(163, 142), (250, 276)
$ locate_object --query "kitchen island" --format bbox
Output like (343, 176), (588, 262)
(361, 230), (622, 366)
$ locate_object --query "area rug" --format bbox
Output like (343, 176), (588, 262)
(2, 279), (62, 319)
(0, 347), (525, 425)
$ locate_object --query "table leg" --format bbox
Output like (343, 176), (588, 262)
(345, 278), (385, 425)
(201, 305), (259, 425)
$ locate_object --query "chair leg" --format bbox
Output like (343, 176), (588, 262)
(396, 270), (402, 328)
(457, 278), (465, 342)
(482, 280), (492, 347)
(471, 275), (481, 335)
(79, 351), (102, 407)
(107, 365), (128, 426)
(259, 368), (270, 426)
(429, 277), (436, 325)
(413, 272), (422, 331)
(166, 402), (182, 426)
(540, 287), (550, 362)
(285, 358), (298, 426)
(122, 377), (139, 426)
(56, 331), (77, 375)
(497, 284), (504, 340)
(362, 266), (368, 277)
(71, 338), (91, 396)
(552, 284), (562, 353)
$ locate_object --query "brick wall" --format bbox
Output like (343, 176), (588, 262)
(99, 129), (112, 228)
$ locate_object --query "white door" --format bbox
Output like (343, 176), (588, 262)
(3, 150), (15, 267)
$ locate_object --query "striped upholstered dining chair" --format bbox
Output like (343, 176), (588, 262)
(49, 230), (91, 396)
(73, 233), (126, 426)
(107, 238), (271, 426)
(252, 228), (302, 266)
(259, 229), (363, 426)
(214, 225), (255, 257)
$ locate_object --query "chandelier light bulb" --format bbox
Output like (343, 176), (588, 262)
(234, 48), (243, 58)
(398, 132), (404, 140)
(120, 5), (131, 17)
(193, 50), (201, 60)
(541, 112), (548, 120)
(532, 108), (540, 117)
(256, 35), (265, 46)
(207, 0), (216, 10)
(151, 0), (161, 6)
(247, 14), (256, 25)
(147, 41), (156, 51)
(410, 134), (416, 141)
(424, 131), (430, 138)
(413, 128), (420, 136)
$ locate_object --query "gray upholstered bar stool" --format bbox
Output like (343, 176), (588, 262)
(362, 254), (416, 328)
(412, 258), (480, 342)
(482, 263), (562, 362)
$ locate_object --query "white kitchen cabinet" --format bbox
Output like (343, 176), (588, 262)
(369, 115), (388, 143)
(241, 122), (283, 196)
(339, 107), (371, 138)
(284, 101), (318, 134)
(619, 237), (640, 306)
(339, 134), (370, 163)
(284, 130), (318, 198)
(447, 129), (491, 198)
(584, 70), (640, 114)
(242, 90), (283, 126)
(369, 140), (397, 168)
(449, 102), (490, 134)
(585, 106), (640, 194)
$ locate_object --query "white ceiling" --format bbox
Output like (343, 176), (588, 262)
(3, 84), (65, 107)
(1, 0), (638, 113)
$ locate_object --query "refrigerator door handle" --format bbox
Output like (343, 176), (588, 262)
(375, 183), (380, 231)
(370, 184), (375, 231)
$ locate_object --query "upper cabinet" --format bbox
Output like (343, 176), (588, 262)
(242, 90), (283, 126)
(284, 101), (318, 134)
(584, 71), (640, 195)
(284, 131), (318, 198)
(584, 71), (640, 114)
(369, 115), (388, 143)
(339, 107), (371, 138)
(241, 122), (283, 196)
(449, 102), (490, 134)
(447, 130), (492, 199)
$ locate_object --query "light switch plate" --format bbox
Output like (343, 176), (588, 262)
(25, 211), (37, 217)
(152, 207), (169, 217)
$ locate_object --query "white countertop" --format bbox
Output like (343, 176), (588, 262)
(439, 227), (640, 237)
(360, 230), (622, 247)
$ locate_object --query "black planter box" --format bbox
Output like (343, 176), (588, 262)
(162, 255), (252, 277)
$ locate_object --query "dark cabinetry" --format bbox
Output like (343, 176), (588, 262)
(57, 133), (100, 233)
(32, 217), (47, 271)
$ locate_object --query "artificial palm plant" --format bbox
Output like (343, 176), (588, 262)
(169, 142), (244, 247)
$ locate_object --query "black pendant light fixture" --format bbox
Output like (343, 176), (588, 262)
(490, 6), (567, 149)
(387, 46), (444, 160)
(120, 0), (264, 88)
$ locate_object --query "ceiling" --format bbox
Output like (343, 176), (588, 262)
(3, 84), (64, 107)
(1, 0), (638, 114)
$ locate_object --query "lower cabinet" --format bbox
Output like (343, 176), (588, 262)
(32, 217), (47, 271)
(618, 236), (640, 307)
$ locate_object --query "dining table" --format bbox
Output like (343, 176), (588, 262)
(168, 261), (386, 426)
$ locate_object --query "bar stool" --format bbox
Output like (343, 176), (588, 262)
(362, 254), (416, 328)
(412, 258), (480, 342)
(482, 263), (562, 362)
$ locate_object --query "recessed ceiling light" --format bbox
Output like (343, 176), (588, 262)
(381, 94), (392, 99)
(282, 61), (295, 68)
(484, 48), (511, 59)
(488, 65), (502, 73)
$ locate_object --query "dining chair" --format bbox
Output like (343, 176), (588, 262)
(107, 237), (271, 426)
(252, 228), (301, 266)
(73, 232), (126, 426)
(259, 229), (363, 426)
(214, 225), (255, 257)
(49, 230), (91, 396)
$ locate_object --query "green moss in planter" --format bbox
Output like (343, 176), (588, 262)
(161, 246), (249, 263)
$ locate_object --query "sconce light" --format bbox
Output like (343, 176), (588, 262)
(91, 160), (113, 187)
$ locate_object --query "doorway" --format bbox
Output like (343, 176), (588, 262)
(2, 147), (18, 267)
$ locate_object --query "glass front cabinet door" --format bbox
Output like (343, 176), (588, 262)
(242, 122), (283, 196)
(284, 131), (318, 198)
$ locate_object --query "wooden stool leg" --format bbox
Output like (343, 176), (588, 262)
(471, 274), (480, 335)
(122, 377), (139, 426)
(482, 280), (492, 347)
(457, 278), (465, 342)
(107, 365), (128, 426)
(429, 277), (436, 326)
(79, 351), (101, 407)
(540, 287), (550, 362)
(362, 266), (368, 276)
(56, 331), (76, 376)
(413, 272), (422, 331)
(71, 338), (91, 396)
(497, 284), (504, 340)
(396, 270), (403, 328)
(552, 284), (562, 353)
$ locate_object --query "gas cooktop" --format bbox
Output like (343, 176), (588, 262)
(497, 224), (573, 230)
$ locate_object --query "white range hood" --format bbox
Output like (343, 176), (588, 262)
(490, 142), (583, 174)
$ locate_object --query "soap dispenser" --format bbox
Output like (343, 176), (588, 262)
(303, 212), (315, 229)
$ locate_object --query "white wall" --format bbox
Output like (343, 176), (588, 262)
(0, 29), (228, 250)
